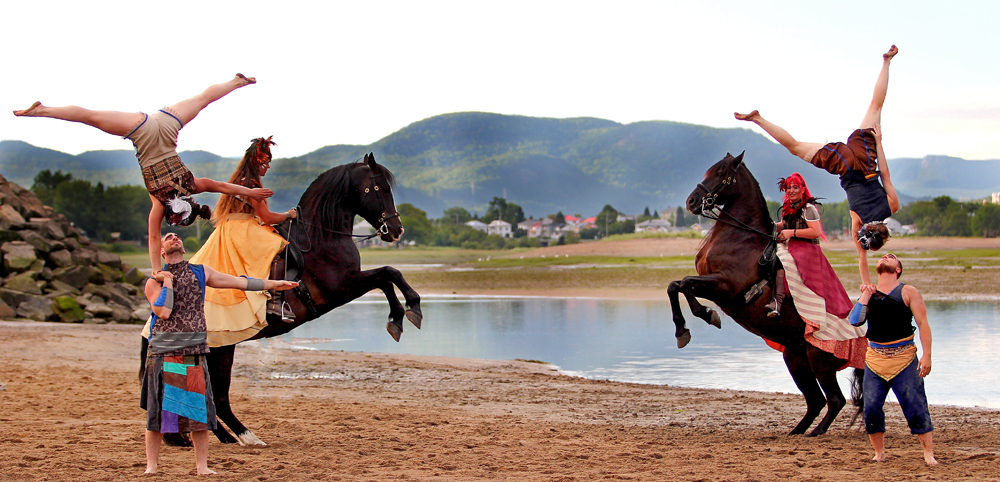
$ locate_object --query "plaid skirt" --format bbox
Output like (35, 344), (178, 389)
(140, 354), (217, 433)
(142, 155), (198, 203)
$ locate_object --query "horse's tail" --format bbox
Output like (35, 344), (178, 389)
(139, 336), (148, 380)
(849, 367), (864, 427)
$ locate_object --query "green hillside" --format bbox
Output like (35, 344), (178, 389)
(4, 112), (996, 217)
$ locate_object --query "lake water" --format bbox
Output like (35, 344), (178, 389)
(279, 296), (1000, 409)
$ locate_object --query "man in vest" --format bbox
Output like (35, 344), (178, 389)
(141, 232), (297, 475)
(849, 253), (937, 465)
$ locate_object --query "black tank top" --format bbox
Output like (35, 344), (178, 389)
(865, 282), (915, 343)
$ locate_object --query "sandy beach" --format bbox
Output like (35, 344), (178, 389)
(3, 236), (1000, 481)
(2, 319), (999, 482)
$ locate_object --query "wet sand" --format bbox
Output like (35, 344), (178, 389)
(2, 320), (999, 481)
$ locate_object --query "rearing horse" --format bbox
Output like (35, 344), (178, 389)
(146, 153), (423, 446)
(667, 152), (860, 437)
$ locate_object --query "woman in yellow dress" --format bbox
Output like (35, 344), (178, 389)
(191, 137), (297, 347)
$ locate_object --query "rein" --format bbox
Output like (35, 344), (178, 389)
(291, 165), (398, 246)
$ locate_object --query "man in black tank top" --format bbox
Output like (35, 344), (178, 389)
(849, 253), (937, 466)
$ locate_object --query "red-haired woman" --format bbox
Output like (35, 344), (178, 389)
(769, 173), (866, 369)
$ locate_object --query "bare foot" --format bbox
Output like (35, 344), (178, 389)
(13, 101), (42, 117)
(924, 454), (939, 466)
(872, 452), (885, 462)
(144, 467), (157, 475)
(235, 73), (257, 87)
(883, 44), (898, 61)
(734, 110), (760, 122)
(198, 468), (218, 475)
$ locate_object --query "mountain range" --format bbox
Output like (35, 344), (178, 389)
(2, 112), (997, 217)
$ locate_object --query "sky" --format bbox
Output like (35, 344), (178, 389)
(2, 0), (998, 161)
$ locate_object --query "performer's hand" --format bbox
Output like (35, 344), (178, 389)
(859, 282), (876, 294)
(779, 229), (794, 241)
(248, 188), (274, 200)
(287, 208), (297, 220)
(268, 280), (299, 291)
(153, 270), (166, 283)
(858, 284), (875, 304)
(873, 123), (882, 144)
(918, 354), (932, 377)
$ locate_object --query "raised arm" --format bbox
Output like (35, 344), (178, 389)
(144, 274), (174, 320)
(203, 265), (298, 291)
(851, 210), (873, 289)
(148, 196), (164, 277)
(193, 177), (274, 201)
(904, 285), (932, 377)
(873, 124), (899, 214)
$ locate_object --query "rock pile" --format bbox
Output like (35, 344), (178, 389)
(0, 174), (149, 323)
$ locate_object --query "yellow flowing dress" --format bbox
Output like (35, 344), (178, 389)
(190, 212), (287, 347)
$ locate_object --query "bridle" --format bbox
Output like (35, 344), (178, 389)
(694, 161), (776, 240)
(290, 164), (400, 243)
(358, 167), (400, 238)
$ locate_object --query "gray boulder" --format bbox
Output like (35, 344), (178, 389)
(17, 295), (55, 321)
(19, 230), (52, 254)
(123, 266), (146, 286)
(52, 265), (91, 290)
(2, 241), (37, 272)
(63, 238), (81, 252)
(96, 251), (122, 270)
(0, 288), (33, 308)
(48, 249), (73, 268)
(71, 248), (97, 266)
(47, 279), (81, 296)
(6, 271), (43, 295)
(85, 301), (114, 318)
(0, 204), (26, 230)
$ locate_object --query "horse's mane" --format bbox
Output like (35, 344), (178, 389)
(298, 159), (397, 230)
(699, 155), (771, 247)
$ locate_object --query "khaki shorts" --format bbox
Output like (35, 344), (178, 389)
(124, 108), (184, 168)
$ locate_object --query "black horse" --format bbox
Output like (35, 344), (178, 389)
(667, 152), (861, 437)
(144, 153), (422, 446)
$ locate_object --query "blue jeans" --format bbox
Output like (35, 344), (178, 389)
(863, 357), (934, 434)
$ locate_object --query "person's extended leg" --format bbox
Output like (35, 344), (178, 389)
(863, 366), (891, 462)
(144, 430), (161, 474)
(868, 432), (886, 462)
(167, 74), (256, 126)
(13, 102), (143, 137)
(734, 111), (824, 162)
(191, 430), (216, 475)
(859, 45), (897, 129)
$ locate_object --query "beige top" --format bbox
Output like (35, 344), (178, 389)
(124, 108), (184, 168)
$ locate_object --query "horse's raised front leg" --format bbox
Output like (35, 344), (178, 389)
(207, 345), (265, 446)
(347, 267), (411, 342)
(380, 265), (422, 329)
(667, 274), (730, 348)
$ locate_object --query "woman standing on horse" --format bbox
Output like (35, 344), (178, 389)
(736, 45), (900, 289)
(769, 173), (866, 368)
(189, 136), (298, 347)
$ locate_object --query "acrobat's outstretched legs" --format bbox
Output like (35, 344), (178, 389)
(13, 102), (143, 137)
(734, 110), (824, 163)
(13, 73), (256, 136)
(166, 74), (256, 126)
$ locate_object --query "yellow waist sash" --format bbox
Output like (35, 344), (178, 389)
(865, 335), (916, 381)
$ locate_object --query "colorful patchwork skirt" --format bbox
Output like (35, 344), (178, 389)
(140, 354), (217, 433)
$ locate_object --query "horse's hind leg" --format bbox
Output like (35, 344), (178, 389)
(682, 290), (722, 329)
(207, 345), (264, 446)
(782, 344), (827, 435)
(804, 345), (849, 437)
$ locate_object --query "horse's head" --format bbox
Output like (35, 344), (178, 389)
(351, 153), (403, 242)
(687, 151), (746, 216)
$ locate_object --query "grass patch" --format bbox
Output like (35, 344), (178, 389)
(603, 231), (704, 242)
(467, 255), (694, 268)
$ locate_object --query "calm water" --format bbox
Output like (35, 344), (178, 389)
(280, 296), (1000, 409)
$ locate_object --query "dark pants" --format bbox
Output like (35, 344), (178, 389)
(863, 357), (933, 434)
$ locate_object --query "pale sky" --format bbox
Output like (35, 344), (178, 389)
(3, 0), (998, 161)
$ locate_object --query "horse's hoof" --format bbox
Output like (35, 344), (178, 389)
(676, 330), (691, 349)
(386, 321), (402, 342)
(237, 431), (268, 447)
(405, 309), (422, 329)
(709, 310), (722, 329)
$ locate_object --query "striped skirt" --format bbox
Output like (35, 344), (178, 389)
(140, 354), (217, 433)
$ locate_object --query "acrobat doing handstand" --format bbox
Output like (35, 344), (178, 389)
(735, 45), (901, 289)
(13, 74), (273, 279)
